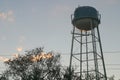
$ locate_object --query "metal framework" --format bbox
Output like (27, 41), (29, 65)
(69, 19), (107, 80)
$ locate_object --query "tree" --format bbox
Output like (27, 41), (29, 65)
(0, 47), (63, 80)
(1, 47), (117, 80)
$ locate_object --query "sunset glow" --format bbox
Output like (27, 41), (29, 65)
(17, 47), (23, 52)
(31, 52), (53, 62)
(0, 56), (10, 62)
(0, 52), (53, 63)
(13, 54), (19, 59)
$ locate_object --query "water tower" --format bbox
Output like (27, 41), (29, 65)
(69, 6), (107, 80)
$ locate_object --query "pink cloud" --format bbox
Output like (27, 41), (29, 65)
(0, 10), (15, 22)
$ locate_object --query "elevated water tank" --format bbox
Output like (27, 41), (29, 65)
(72, 6), (100, 30)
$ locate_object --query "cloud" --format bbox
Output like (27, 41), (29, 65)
(17, 47), (23, 52)
(50, 5), (71, 17)
(0, 10), (15, 22)
(16, 35), (26, 52)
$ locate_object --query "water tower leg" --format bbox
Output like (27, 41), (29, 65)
(96, 26), (107, 80)
(69, 26), (75, 80)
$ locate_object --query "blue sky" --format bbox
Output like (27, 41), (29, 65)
(0, 0), (120, 79)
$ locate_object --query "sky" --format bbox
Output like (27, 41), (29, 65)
(0, 0), (120, 79)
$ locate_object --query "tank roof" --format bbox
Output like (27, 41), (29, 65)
(73, 6), (100, 21)
(72, 6), (100, 30)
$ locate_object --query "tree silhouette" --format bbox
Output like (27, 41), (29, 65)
(0, 47), (117, 80)
(0, 47), (63, 80)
